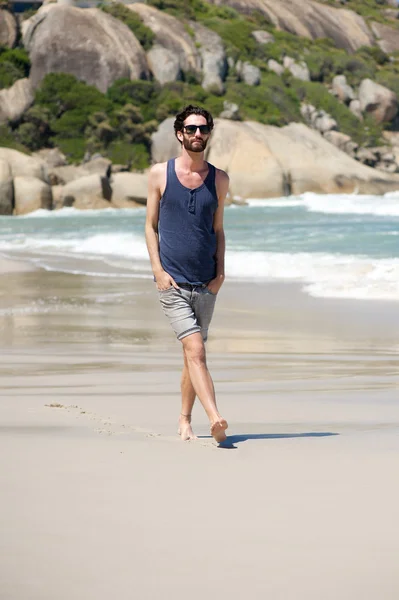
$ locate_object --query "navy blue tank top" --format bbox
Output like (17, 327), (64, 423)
(159, 158), (218, 285)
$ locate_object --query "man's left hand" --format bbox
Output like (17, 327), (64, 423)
(206, 274), (225, 295)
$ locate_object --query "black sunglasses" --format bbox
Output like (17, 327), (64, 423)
(183, 124), (211, 135)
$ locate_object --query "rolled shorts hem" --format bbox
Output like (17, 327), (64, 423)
(177, 326), (201, 341)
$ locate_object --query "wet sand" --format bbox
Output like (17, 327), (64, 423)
(1, 259), (399, 599)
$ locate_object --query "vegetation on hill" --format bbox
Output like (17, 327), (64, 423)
(1, 0), (399, 166)
(0, 47), (30, 89)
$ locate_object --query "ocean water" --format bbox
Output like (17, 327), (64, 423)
(0, 191), (399, 301)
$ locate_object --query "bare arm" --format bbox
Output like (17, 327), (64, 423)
(145, 164), (179, 290)
(207, 169), (229, 294)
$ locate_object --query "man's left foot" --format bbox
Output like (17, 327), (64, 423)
(178, 415), (198, 441)
(211, 418), (228, 443)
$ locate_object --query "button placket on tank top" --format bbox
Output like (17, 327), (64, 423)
(188, 189), (196, 214)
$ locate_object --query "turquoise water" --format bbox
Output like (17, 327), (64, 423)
(0, 192), (398, 300)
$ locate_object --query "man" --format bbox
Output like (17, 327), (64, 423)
(145, 105), (229, 443)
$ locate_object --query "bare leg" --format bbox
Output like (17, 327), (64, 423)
(178, 350), (198, 441)
(181, 332), (228, 443)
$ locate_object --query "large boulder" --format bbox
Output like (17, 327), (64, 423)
(59, 174), (112, 210)
(0, 9), (17, 48)
(151, 117), (181, 164)
(47, 158), (111, 185)
(110, 172), (148, 208)
(206, 120), (287, 198)
(127, 3), (201, 84)
(191, 22), (227, 93)
(0, 148), (48, 182)
(152, 118), (399, 197)
(22, 5), (149, 92)
(371, 22), (399, 54)
(14, 176), (52, 215)
(0, 159), (13, 215)
(358, 79), (398, 124)
(203, 0), (374, 52)
(0, 79), (34, 124)
(259, 122), (399, 195)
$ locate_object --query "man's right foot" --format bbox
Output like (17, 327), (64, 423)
(178, 415), (197, 441)
(210, 418), (228, 443)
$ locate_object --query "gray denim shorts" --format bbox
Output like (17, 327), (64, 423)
(158, 283), (217, 342)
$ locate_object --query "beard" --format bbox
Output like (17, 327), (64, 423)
(182, 136), (208, 153)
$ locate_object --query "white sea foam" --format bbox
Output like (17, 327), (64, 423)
(227, 251), (399, 301)
(245, 192), (399, 217)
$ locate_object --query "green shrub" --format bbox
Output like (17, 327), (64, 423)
(54, 137), (87, 162)
(0, 61), (22, 89)
(107, 79), (161, 120)
(224, 75), (301, 125)
(106, 141), (150, 170)
(0, 125), (29, 153)
(100, 3), (155, 50)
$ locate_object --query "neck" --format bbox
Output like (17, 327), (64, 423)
(177, 148), (206, 173)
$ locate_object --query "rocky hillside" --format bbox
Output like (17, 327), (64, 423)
(1, 0), (399, 212)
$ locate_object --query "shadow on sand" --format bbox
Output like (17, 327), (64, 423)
(198, 431), (339, 449)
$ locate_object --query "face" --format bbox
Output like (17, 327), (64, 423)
(178, 114), (211, 152)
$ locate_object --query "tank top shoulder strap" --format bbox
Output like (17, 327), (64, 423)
(166, 158), (176, 182)
(207, 162), (218, 202)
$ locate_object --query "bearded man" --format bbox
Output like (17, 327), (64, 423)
(145, 105), (229, 443)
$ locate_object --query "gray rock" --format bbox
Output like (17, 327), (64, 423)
(382, 9), (399, 20)
(0, 148), (48, 182)
(60, 174), (112, 210)
(128, 4), (201, 84)
(219, 101), (240, 121)
(0, 79), (34, 124)
(358, 78), (398, 123)
(332, 75), (355, 104)
(32, 148), (67, 168)
(151, 117), (181, 164)
(0, 159), (13, 216)
(238, 62), (261, 86)
(252, 30), (275, 44)
(267, 59), (284, 76)
(191, 22), (227, 94)
(356, 147), (377, 167)
(300, 104), (337, 133)
(110, 172), (148, 208)
(382, 131), (399, 147)
(0, 9), (17, 48)
(14, 176), (52, 215)
(323, 131), (358, 157)
(283, 56), (310, 81)
(376, 161), (398, 174)
(349, 99), (363, 120)
(227, 57), (235, 70)
(371, 21), (399, 54)
(23, 5), (149, 93)
(147, 45), (181, 85)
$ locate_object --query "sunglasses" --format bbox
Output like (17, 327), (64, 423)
(183, 124), (211, 135)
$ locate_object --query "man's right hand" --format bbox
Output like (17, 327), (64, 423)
(155, 271), (179, 291)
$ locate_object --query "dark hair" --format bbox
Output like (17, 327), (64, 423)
(174, 105), (214, 141)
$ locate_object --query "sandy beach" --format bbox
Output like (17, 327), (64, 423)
(1, 257), (399, 599)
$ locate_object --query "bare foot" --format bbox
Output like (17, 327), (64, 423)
(178, 415), (198, 441)
(211, 418), (228, 443)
